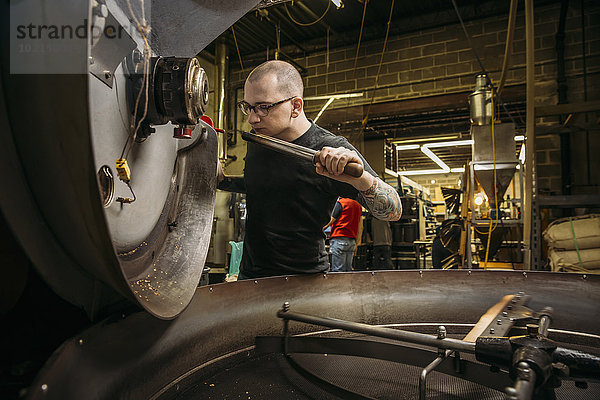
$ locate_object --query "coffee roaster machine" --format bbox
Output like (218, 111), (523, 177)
(1, 1), (599, 399)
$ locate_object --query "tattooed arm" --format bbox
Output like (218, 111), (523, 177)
(315, 146), (402, 221)
(357, 177), (402, 221)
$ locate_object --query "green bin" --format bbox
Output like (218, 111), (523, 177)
(227, 241), (243, 279)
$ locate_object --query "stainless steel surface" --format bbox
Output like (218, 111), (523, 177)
(469, 74), (492, 126)
(111, 0), (260, 58)
(89, 7), (137, 88)
(472, 124), (517, 164)
(88, 23), (219, 317)
(184, 58), (209, 122)
(26, 271), (600, 399)
(472, 123), (518, 207)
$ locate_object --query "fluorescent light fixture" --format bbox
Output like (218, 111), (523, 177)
(398, 168), (465, 176)
(310, 92), (363, 123)
(514, 135), (525, 141)
(304, 93), (363, 101)
(390, 135), (459, 145)
(424, 139), (473, 148)
(331, 0), (342, 7)
(421, 146), (450, 171)
(399, 169), (450, 176)
(395, 140), (471, 176)
(395, 144), (420, 151)
(313, 97), (334, 123)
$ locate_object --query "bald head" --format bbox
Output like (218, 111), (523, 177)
(246, 60), (304, 98)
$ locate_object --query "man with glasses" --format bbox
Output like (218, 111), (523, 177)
(218, 60), (401, 279)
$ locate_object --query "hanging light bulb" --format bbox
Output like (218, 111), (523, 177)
(474, 193), (485, 206)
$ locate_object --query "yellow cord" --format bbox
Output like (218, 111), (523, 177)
(352, 0), (369, 76)
(231, 26), (244, 77)
(285, 1), (330, 27)
(482, 86), (500, 268)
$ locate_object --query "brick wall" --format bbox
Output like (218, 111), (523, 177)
(226, 2), (600, 194)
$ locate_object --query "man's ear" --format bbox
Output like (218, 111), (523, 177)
(291, 97), (303, 117)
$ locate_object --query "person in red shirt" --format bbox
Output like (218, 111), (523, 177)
(323, 197), (363, 272)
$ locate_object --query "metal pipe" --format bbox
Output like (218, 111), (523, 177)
(538, 316), (551, 337)
(419, 350), (452, 400)
(216, 38), (228, 160)
(538, 307), (553, 337)
(277, 309), (476, 353)
(505, 362), (537, 400)
(242, 131), (315, 160)
(523, 0), (535, 270)
(233, 87), (240, 144)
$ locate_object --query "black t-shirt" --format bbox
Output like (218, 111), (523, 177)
(223, 122), (376, 278)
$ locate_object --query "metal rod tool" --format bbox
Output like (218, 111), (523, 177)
(242, 131), (364, 178)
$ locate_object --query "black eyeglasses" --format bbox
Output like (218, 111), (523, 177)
(237, 96), (296, 117)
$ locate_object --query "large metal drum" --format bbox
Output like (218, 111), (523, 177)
(26, 271), (600, 399)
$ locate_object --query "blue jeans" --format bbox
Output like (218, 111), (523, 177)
(330, 237), (356, 272)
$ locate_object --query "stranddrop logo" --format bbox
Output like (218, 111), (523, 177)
(10, 0), (140, 74)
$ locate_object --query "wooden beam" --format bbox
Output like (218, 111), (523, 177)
(463, 295), (515, 343)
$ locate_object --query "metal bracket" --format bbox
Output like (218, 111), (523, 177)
(89, 6), (136, 88)
(483, 293), (534, 338)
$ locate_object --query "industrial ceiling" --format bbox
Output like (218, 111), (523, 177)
(205, 0), (559, 172)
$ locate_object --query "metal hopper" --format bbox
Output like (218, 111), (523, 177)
(471, 123), (518, 209)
